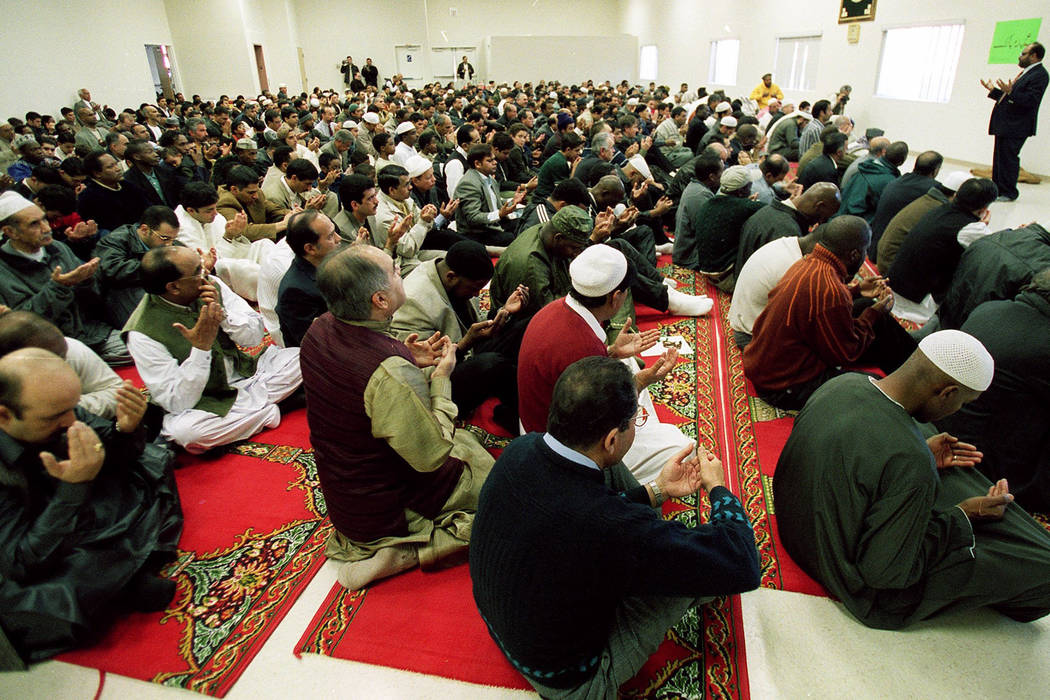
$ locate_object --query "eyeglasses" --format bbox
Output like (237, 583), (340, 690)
(175, 264), (204, 282)
(150, 229), (177, 242)
(634, 406), (649, 427)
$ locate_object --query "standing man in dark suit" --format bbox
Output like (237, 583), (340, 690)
(981, 42), (1047, 202)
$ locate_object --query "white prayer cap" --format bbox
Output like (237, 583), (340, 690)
(715, 101), (731, 113)
(0, 190), (35, 220)
(309, 97), (320, 108)
(548, 91), (558, 99)
(942, 171), (974, 192)
(405, 155), (433, 178)
(720, 116), (738, 128)
(662, 96), (675, 104)
(626, 97), (639, 106)
(279, 82), (288, 88)
(625, 154), (653, 181)
(362, 113), (380, 125)
(918, 330), (994, 392)
(719, 165), (751, 193)
(342, 119), (358, 130)
(570, 244), (628, 297)
(395, 121), (415, 135)
(795, 111), (813, 121)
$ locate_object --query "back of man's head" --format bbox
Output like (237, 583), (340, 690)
(885, 141), (909, 167)
(693, 153), (723, 183)
(821, 131), (847, 156)
(546, 356), (637, 452)
(914, 150), (944, 177)
(551, 177), (590, 207)
(0, 347), (76, 422)
(286, 158), (319, 183)
(455, 123), (476, 147)
(812, 99), (831, 118)
(141, 205), (178, 231)
(317, 245), (388, 321)
(286, 210), (324, 257)
(182, 181), (219, 210)
(954, 178), (998, 213)
(760, 154), (789, 179)
(817, 214), (870, 259)
(868, 136), (890, 156)
(339, 173), (373, 210)
(140, 246), (183, 294)
(0, 311), (66, 358)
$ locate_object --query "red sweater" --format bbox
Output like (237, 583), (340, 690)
(743, 244), (877, 392)
(517, 299), (608, 433)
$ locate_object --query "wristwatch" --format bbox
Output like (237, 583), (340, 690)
(648, 480), (665, 506)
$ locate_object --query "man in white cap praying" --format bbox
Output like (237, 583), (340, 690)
(517, 244), (695, 482)
(774, 330), (1050, 630)
(392, 122), (418, 166)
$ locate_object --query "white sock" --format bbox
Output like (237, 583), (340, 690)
(336, 546), (419, 590)
(662, 277), (678, 289)
(666, 288), (713, 317)
(655, 242), (674, 255)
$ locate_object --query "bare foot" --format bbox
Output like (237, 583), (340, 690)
(336, 545), (419, 590)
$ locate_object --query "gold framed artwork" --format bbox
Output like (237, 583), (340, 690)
(838, 0), (877, 24)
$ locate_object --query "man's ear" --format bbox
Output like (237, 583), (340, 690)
(600, 426), (619, 458)
(0, 404), (13, 428)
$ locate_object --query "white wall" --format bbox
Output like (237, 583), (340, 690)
(487, 35), (638, 85)
(292, 0), (623, 89)
(164, 0), (256, 98)
(619, 0), (1049, 172)
(0, 0), (173, 119)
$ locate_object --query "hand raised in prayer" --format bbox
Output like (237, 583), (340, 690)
(624, 142), (640, 158)
(525, 176), (538, 192)
(173, 302), (224, 351)
(657, 443), (703, 499)
(631, 180), (649, 202)
(197, 247), (218, 275)
(696, 449), (727, 492)
(590, 209), (615, 243)
(197, 280), (220, 306)
(40, 421), (105, 483)
(652, 196), (673, 217)
(320, 167), (339, 189)
(958, 479), (1012, 522)
(616, 205), (640, 229)
(871, 289), (895, 314)
(354, 226), (372, 246)
(308, 137), (321, 152)
(51, 257), (100, 287)
(502, 285), (529, 316)
(404, 331), (446, 367)
(641, 136), (653, 152)
(738, 151), (753, 166)
(636, 347), (678, 390)
(439, 198), (460, 218)
(928, 432), (983, 469)
(980, 78), (995, 92)
(608, 318), (660, 359)
(65, 220), (98, 241)
(460, 319), (497, 350)
(431, 336), (458, 378)
(204, 143), (220, 160)
(854, 275), (888, 298)
(224, 211), (248, 240)
(996, 78), (1014, 95)
(419, 204), (438, 223)
(385, 215), (413, 251)
(219, 142), (233, 158)
(305, 193), (328, 210)
(115, 380), (148, 434)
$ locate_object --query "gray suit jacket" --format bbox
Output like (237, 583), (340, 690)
(261, 176), (339, 218)
(453, 168), (504, 239)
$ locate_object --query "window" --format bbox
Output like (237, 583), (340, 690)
(709, 39), (740, 86)
(775, 36), (821, 91)
(875, 23), (966, 103)
(640, 45), (658, 81)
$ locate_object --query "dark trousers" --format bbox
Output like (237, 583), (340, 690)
(992, 135), (1026, 200)
(605, 238), (669, 312)
(450, 351), (518, 429)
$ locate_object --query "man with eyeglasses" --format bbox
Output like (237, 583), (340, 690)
(95, 205), (186, 327)
(123, 245), (302, 454)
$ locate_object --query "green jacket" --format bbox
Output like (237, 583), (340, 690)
(837, 157), (900, 222)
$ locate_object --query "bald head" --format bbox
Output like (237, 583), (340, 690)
(817, 215), (870, 260)
(914, 150), (944, 177)
(0, 311), (67, 358)
(0, 348), (80, 424)
(795, 182), (841, 223)
(592, 175), (625, 209)
(868, 137), (890, 157)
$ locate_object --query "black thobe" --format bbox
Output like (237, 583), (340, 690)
(0, 409), (182, 662)
(774, 373), (1050, 630)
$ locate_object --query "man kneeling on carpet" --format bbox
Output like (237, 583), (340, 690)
(124, 246), (303, 454)
(300, 244), (494, 591)
(471, 356), (760, 698)
(774, 331), (1050, 630)
(0, 348), (183, 667)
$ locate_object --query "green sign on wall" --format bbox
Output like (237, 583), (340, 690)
(988, 18), (1041, 64)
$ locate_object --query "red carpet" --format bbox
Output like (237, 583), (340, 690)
(58, 372), (329, 697)
(296, 259), (752, 699)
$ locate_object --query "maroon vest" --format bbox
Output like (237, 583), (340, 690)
(301, 313), (464, 541)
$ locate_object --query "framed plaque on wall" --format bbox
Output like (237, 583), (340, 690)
(838, 0), (877, 24)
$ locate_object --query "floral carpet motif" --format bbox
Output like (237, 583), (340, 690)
(59, 440), (331, 697)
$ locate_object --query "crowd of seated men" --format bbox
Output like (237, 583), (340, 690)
(0, 67), (1048, 696)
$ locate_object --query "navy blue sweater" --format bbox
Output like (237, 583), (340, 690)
(469, 433), (761, 689)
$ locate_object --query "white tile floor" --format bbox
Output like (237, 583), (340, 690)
(1, 159), (1047, 699)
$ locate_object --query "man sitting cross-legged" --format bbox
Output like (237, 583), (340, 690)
(300, 244), (494, 591)
(124, 246), (302, 453)
(774, 331), (1050, 630)
(0, 348), (183, 664)
(471, 355), (760, 697)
